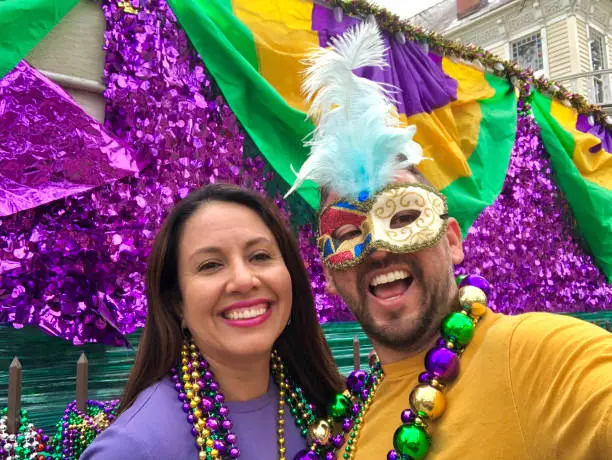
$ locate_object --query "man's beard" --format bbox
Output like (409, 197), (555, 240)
(334, 252), (454, 352)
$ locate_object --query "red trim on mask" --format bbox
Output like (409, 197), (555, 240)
(327, 251), (354, 264)
(320, 207), (366, 236)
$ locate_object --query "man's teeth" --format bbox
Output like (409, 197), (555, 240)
(224, 305), (268, 320)
(370, 270), (410, 287)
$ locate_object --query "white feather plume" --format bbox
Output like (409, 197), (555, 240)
(285, 21), (423, 200)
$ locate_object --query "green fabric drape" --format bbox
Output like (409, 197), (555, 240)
(166, 0), (320, 209)
(442, 73), (517, 237)
(532, 91), (612, 282)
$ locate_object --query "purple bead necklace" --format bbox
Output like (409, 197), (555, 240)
(171, 341), (348, 459)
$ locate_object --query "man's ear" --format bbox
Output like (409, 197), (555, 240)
(446, 218), (464, 265)
(323, 265), (338, 295)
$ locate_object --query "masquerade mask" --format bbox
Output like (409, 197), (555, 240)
(319, 183), (449, 269)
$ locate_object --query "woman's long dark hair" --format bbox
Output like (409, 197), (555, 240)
(120, 184), (343, 415)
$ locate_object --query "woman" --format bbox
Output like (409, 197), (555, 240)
(81, 184), (344, 459)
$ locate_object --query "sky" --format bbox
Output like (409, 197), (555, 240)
(372, 0), (443, 18)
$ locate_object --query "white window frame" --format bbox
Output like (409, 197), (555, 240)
(586, 23), (610, 104)
(587, 24), (608, 71)
(508, 27), (549, 77)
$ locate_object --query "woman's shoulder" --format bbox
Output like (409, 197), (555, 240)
(113, 376), (182, 428)
(80, 377), (195, 459)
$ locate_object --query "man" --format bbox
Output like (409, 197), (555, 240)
(323, 167), (612, 459)
(287, 20), (612, 460)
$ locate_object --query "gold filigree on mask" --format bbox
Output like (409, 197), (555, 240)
(372, 186), (447, 249)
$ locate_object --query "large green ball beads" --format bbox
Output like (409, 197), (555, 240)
(441, 312), (475, 347)
(393, 424), (430, 459)
(327, 393), (352, 420)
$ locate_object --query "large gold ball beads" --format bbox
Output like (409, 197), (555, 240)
(308, 419), (331, 445)
(409, 384), (446, 420)
(458, 286), (487, 309)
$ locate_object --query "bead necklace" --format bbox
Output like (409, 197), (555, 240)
(171, 341), (348, 460)
(341, 363), (384, 460)
(0, 408), (49, 460)
(50, 399), (119, 460)
(272, 353), (288, 460)
(333, 274), (490, 460)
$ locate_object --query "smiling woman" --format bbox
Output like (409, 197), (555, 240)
(80, 184), (343, 460)
(178, 200), (294, 373)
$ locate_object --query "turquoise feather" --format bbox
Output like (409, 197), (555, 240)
(285, 21), (423, 200)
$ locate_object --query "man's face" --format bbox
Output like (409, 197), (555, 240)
(322, 172), (464, 352)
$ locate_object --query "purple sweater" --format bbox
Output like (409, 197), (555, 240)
(80, 377), (307, 459)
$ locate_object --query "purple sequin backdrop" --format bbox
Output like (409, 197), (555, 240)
(459, 100), (611, 312)
(0, 0), (609, 346)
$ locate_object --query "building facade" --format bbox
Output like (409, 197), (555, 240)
(412, 0), (612, 111)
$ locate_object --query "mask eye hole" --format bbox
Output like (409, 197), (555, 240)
(333, 224), (362, 242)
(390, 210), (421, 229)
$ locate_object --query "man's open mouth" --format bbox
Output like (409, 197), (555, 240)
(369, 270), (414, 301)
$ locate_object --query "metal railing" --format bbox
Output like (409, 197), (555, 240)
(555, 68), (612, 109)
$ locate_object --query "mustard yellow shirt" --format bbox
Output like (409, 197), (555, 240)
(349, 310), (612, 459)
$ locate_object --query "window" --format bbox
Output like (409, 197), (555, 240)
(589, 28), (608, 104)
(511, 32), (544, 72)
(590, 28), (607, 71)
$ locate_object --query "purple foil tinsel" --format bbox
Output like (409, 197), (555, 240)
(0, 0), (348, 344)
(1, 0), (248, 344)
(0, 0), (609, 346)
(0, 62), (141, 219)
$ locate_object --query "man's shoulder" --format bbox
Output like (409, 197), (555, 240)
(493, 310), (608, 342)
(490, 312), (612, 459)
(488, 310), (612, 367)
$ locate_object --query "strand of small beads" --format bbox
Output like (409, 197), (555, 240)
(270, 350), (313, 459)
(292, 358), (386, 460)
(270, 351), (288, 460)
(271, 352), (347, 460)
(0, 408), (50, 460)
(174, 340), (348, 460)
(49, 399), (119, 460)
(385, 274), (490, 460)
(172, 340), (240, 460)
(338, 362), (385, 460)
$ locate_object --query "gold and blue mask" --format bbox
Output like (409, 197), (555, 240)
(318, 184), (449, 270)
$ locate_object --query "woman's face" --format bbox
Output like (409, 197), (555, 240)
(177, 201), (292, 362)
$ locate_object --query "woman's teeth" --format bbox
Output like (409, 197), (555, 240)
(223, 305), (269, 320)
